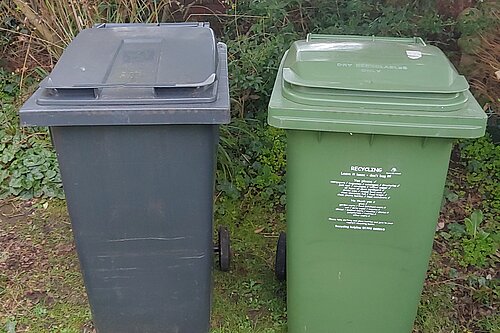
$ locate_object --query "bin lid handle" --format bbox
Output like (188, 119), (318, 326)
(305, 33), (426, 46)
(48, 73), (217, 90)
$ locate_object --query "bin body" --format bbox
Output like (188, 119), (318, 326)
(287, 131), (452, 332)
(268, 34), (487, 333)
(52, 125), (217, 332)
(20, 23), (230, 333)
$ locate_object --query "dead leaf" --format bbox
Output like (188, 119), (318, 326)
(436, 220), (446, 231)
(254, 227), (265, 234)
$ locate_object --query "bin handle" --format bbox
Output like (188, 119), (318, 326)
(93, 22), (210, 29)
(306, 33), (426, 46)
(45, 73), (216, 91)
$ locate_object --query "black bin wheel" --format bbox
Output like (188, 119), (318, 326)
(218, 226), (231, 272)
(275, 232), (286, 281)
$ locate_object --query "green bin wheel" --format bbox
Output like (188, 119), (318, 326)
(218, 226), (231, 272)
(275, 232), (286, 281)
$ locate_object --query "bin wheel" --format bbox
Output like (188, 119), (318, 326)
(275, 232), (286, 282)
(218, 226), (231, 272)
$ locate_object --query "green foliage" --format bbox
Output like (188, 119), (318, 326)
(459, 211), (496, 267)
(442, 135), (500, 269)
(301, 0), (456, 41)
(0, 69), (63, 199)
(477, 313), (500, 333)
(448, 211), (498, 268)
(223, 0), (459, 119)
(225, 32), (297, 118)
(464, 210), (484, 238)
(456, 3), (499, 53)
(466, 273), (499, 310)
(415, 283), (458, 332)
(223, 0), (300, 118)
(251, 126), (286, 204)
(217, 122), (286, 207)
(460, 135), (500, 215)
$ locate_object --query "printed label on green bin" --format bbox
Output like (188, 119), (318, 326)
(329, 165), (402, 232)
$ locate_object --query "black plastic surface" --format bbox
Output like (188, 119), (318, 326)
(19, 24), (230, 125)
(52, 125), (218, 333)
(275, 232), (287, 282)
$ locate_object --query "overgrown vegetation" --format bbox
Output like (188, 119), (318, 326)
(0, 0), (499, 332)
(461, 136), (500, 215)
(0, 0), (191, 58)
(0, 69), (63, 199)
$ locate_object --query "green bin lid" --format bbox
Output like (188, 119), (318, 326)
(268, 34), (487, 138)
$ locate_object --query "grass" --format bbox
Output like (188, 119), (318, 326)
(1, 194), (498, 332)
(0, 199), (90, 333)
(416, 283), (459, 332)
(0, 197), (287, 333)
(212, 199), (286, 333)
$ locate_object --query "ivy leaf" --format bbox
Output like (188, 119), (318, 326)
(443, 188), (459, 202)
(448, 223), (466, 237)
(0, 170), (8, 183)
(8, 177), (22, 188)
(1, 147), (15, 164)
(46, 169), (57, 179)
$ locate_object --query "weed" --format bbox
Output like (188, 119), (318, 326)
(446, 211), (498, 268)
(461, 220), (497, 268)
(32, 303), (48, 318)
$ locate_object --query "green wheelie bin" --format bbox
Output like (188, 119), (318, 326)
(268, 34), (487, 333)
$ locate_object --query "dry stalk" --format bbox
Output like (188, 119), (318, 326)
(469, 34), (500, 113)
(0, 27), (64, 50)
(18, 32), (33, 92)
(9, 0), (56, 44)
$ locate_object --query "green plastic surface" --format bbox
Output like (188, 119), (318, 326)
(267, 35), (488, 333)
(286, 131), (452, 333)
(268, 34), (487, 137)
(283, 34), (469, 93)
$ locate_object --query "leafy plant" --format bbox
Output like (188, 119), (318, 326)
(0, 69), (63, 199)
(460, 135), (500, 216)
(449, 211), (498, 268)
(216, 122), (286, 207)
(456, 3), (499, 42)
(464, 210), (484, 238)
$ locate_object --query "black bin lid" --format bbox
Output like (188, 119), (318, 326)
(19, 23), (230, 126)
